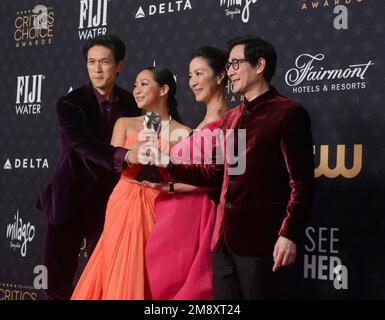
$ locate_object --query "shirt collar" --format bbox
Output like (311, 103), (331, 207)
(242, 85), (278, 111)
(92, 85), (119, 105)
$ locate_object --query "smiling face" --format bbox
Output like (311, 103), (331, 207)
(133, 69), (163, 110)
(189, 57), (221, 104)
(227, 44), (259, 97)
(86, 45), (123, 95)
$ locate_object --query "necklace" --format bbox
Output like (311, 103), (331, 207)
(160, 116), (172, 133)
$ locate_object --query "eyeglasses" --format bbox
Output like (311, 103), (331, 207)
(225, 58), (248, 71)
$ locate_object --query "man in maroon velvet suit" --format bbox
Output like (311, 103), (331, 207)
(36, 35), (140, 299)
(158, 37), (315, 299)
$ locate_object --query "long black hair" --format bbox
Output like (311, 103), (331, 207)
(190, 46), (228, 86)
(144, 65), (183, 123)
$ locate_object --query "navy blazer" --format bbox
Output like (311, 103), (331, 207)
(36, 84), (140, 225)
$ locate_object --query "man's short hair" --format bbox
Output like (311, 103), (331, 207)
(227, 36), (277, 83)
(83, 34), (126, 64)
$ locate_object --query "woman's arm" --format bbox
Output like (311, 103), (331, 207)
(140, 181), (217, 193)
(173, 183), (217, 193)
(111, 118), (128, 147)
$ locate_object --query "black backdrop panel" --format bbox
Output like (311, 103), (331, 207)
(0, 0), (384, 299)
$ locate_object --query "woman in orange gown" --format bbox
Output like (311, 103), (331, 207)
(71, 66), (191, 300)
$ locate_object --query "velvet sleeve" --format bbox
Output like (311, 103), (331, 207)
(56, 98), (126, 172)
(278, 105), (315, 242)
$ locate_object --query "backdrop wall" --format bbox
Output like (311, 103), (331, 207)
(0, 0), (384, 300)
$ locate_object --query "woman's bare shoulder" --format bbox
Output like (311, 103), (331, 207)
(171, 120), (191, 133)
(116, 116), (143, 129)
(169, 120), (192, 142)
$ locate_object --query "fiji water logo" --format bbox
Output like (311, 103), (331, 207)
(15, 74), (45, 115)
(6, 210), (36, 258)
(78, 0), (109, 40)
(219, 0), (259, 23)
(135, 0), (192, 19)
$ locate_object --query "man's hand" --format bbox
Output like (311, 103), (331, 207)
(129, 129), (171, 167)
(125, 140), (147, 165)
(272, 236), (297, 272)
(140, 180), (169, 192)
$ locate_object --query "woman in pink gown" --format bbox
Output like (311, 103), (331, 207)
(142, 47), (229, 299)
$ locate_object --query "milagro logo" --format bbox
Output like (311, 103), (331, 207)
(3, 158), (49, 169)
(14, 5), (55, 48)
(6, 210), (36, 258)
(219, 0), (259, 23)
(135, 0), (192, 19)
(15, 74), (45, 115)
(301, 0), (364, 11)
(285, 53), (374, 94)
(78, 0), (109, 40)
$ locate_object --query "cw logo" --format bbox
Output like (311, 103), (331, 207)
(314, 144), (362, 178)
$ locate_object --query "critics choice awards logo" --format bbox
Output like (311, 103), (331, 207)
(14, 5), (54, 48)
(301, 0), (364, 11)
(0, 283), (38, 300)
(78, 0), (109, 40)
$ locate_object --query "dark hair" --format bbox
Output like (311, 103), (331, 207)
(227, 36), (277, 83)
(83, 34), (126, 64)
(144, 66), (183, 123)
(190, 46), (228, 85)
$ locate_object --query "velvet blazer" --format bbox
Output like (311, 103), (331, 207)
(36, 84), (140, 225)
(168, 87), (315, 256)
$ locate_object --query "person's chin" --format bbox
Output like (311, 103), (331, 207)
(136, 102), (146, 109)
(230, 85), (240, 94)
(91, 81), (106, 89)
(194, 94), (205, 103)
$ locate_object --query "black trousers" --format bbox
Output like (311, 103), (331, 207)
(43, 199), (105, 301)
(43, 219), (103, 300)
(212, 239), (279, 300)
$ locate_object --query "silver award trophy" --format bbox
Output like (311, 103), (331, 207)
(136, 111), (162, 182)
(144, 111), (161, 135)
(144, 111), (161, 164)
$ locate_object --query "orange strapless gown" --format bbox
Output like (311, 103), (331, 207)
(71, 134), (160, 299)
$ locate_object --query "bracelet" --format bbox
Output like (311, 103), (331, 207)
(168, 181), (175, 193)
(125, 149), (133, 167)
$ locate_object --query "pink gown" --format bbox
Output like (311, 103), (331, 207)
(145, 120), (220, 300)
